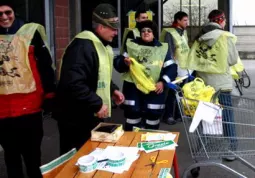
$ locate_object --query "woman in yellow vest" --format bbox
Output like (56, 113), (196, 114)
(114, 20), (177, 131)
(0, 1), (56, 178)
(188, 9), (239, 161)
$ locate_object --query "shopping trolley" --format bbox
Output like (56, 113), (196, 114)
(170, 76), (255, 178)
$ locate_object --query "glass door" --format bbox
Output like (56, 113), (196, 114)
(163, 0), (218, 43)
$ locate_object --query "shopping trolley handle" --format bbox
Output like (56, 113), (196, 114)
(171, 75), (190, 84)
(167, 74), (195, 90)
(167, 82), (178, 90)
(210, 89), (223, 103)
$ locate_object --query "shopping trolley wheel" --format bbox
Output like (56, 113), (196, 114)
(190, 167), (200, 178)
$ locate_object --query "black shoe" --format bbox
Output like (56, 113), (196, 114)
(164, 117), (177, 125)
(223, 156), (236, 161)
(175, 118), (182, 122)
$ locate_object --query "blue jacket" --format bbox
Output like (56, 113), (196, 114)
(114, 37), (177, 85)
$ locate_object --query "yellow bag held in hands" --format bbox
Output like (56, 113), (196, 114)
(182, 77), (217, 116)
(129, 58), (156, 94)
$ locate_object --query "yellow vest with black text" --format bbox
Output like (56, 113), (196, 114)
(120, 28), (140, 54)
(188, 32), (236, 74)
(0, 23), (50, 95)
(160, 28), (189, 69)
(62, 31), (113, 117)
(122, 39), (168, 89)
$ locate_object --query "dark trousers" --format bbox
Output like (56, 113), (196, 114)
(0, 112), (43, 178)
(219, 92), (237, 150)
(122, 81), (166, 131)
(163, 77), (190, 120)
(57, 118), (100, 155)
(163, 88), (181, 120)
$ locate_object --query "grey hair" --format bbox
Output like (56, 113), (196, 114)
(92, 21), (100, 31)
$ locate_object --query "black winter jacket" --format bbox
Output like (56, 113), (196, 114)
(55, 31), (119, 122)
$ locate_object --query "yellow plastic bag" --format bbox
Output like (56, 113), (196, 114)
(182, 78), (205, 99)
(182, 78), (217, 116)
(129, 58), (156, 94)
(231, 57), (244, 79)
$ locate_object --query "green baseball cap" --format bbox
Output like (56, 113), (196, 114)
(92, 3), (119, 29)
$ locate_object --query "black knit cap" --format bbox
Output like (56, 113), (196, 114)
(92, 3), (119, 29)
(137, 20), (158, 37)
(0, 0), (16, 11)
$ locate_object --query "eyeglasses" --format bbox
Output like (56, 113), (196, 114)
(0, 10), (13, 17)
(141, 28), (152, 33)
(140, 16), (148, 20)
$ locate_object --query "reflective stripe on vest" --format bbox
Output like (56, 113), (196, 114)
(160, 28), (189, 69)
(122, 39), (168, 85)
(75, 31), (113, 117)
(0, 23), (50, 94)
(188, 30), (237, 74)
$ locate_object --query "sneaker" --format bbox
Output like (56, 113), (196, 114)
(164, 117), (177, 125)
(175, 118), (182, 122)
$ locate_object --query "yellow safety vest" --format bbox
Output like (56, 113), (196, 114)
(160, 28), (189, 69)
(0, 23), (50, 95)
(188, 31), (237, 74)
(60, 31), (113, 117)
(120, 28), (140, 54)
(231, 57), (244, 79)
(122, 39), (168, 92)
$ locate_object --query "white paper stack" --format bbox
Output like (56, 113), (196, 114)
(141, 133), (176, 142)
(137, 140), (178, 153)
(137, 133), (178, 153)
(89, 146), (140, 174)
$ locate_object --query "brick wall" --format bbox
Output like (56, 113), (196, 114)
(54, 0), (70, 74)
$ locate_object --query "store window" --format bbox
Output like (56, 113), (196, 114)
(14, 0), (55, 62)
(163, 0), (218, 42)
(14, 0), (45, 25)
(80, 0), (160, 50)
(121, 0), (159, 40)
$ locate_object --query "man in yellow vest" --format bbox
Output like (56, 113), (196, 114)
(0, 1), (56, 178)
(120, 8), (148, 54)
(160, 11), (190, 125)
(188, 9), (238, 161)
(54, 3), (125, 154)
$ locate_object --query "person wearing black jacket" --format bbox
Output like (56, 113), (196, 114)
(0, 2), (55, 178)
(115, 20), (177, 131)
(54, 3), (124, 155)
(161, 11), (190, 125)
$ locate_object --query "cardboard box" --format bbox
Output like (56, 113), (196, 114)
(91, 123), (124, 143)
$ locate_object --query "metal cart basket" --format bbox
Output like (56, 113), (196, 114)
(174, 87), (255, 178)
